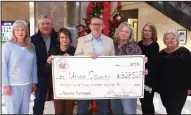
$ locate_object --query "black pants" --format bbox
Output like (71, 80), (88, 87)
(140, 89), (155, 114)
(33, 79), (48, 114)
(160, 93), (187, 114)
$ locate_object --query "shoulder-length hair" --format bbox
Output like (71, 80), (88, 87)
(141, 23), (158, 42)
(9, 20), (35, 52)
(114, 22), (134, 43)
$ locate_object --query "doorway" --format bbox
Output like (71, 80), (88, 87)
(121, 9), (138, 41)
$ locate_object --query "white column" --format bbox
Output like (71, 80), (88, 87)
(29, 2), (35, 36)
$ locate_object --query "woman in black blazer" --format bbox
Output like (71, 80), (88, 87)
(46, 28), (76, 115)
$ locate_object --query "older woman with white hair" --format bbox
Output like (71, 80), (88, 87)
(155, 29), (191, 114)
(110, 22), (143, 114)
(2, 20), (37, 114)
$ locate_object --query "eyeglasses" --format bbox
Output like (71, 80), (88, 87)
(90, 23), (103, 26)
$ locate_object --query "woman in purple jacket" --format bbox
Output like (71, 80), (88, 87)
(110, 22), (143, 114)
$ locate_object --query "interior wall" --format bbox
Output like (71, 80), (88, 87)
(2, 2), (29, 21)
(121, 2), (191, 51)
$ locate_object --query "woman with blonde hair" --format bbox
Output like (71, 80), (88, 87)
(155, 29), (191, 114)
(2, 20), (37, 114)
(138, 23), (159, 114)
(110, 22), (143, 114)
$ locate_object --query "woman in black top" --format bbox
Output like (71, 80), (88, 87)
(155, 29), (191, 114)
(47, 28), (76, 115)
(138, 23), (159, 114)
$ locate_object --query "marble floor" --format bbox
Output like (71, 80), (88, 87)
(2, 93), (191, 114)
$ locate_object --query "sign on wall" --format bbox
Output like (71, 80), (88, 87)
(1, 21), (14, 42)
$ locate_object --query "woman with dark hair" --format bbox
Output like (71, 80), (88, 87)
(47, 28), (76, 114)
(138, 23), (159, 114)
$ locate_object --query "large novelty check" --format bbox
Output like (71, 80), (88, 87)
(52, 56), (145, 99)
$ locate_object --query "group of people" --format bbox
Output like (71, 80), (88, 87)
(2, 14), (191, 114)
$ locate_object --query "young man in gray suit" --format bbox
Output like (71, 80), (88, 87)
(75, 16), (115, 115)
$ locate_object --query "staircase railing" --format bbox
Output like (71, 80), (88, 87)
(146, 1), (191, 31)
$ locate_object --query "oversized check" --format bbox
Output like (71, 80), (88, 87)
(52, 56), (145, 99)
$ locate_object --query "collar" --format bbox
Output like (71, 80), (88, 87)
(91, 33), (103, 41)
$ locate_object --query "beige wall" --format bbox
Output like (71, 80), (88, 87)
(121, 2), (191, 51)
(2, 2), (29, 21)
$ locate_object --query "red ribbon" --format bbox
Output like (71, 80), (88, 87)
(86, 2), (95, 19)
(118, 1), (121, 10)
(103, 2), (111, 36)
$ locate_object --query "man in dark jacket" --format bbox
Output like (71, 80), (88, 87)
(31, 15), (58, 114)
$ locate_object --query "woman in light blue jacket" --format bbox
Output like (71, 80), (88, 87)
(2, 20), (37, 114)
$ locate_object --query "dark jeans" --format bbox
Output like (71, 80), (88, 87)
(33, 79), (48, 115)
(140, 89), (155, 114)
(110, 99), (123, 115)
(77, 100), (108, 115)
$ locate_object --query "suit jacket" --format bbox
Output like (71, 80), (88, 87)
(31, 29), (58, 82)
(75, 34), (115, 56)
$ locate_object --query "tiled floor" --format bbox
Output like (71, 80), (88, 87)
(2, 93), (191, 114)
